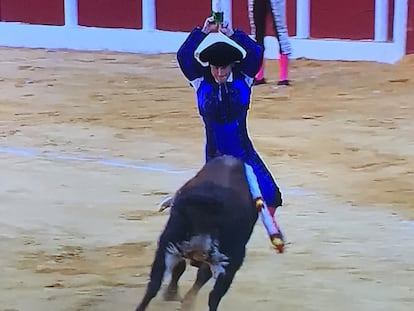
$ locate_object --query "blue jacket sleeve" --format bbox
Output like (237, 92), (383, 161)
(230, 29), (263, 78)
(177, 27), (208, 81)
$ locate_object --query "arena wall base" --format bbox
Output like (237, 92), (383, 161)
(0, 22), (405, 64)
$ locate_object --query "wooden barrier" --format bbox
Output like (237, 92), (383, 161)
(78, 0), (142, 29)
(0, 0), (411, 62)
(0, 0), (64, 25)
(407, 0), (414, 52)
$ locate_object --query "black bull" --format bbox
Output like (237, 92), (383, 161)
(135, 155), (259, 311)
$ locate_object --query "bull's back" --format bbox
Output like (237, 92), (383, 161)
(174, 156), (257, 245)
(183, 156), (251, 200)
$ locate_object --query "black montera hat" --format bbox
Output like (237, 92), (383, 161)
(199, 42), (243, 66)
(195, 33), (247, 67)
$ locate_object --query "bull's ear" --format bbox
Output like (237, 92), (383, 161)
(159, 195), (174, 212)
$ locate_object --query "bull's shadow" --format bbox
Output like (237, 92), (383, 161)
(135, 155), (259, 311)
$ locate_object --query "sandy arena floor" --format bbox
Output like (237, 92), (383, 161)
(0, 47), (413, 311)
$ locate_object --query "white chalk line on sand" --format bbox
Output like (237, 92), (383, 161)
(2, 145), (414, 229)
(0, 146), (191, 175)
(0, 145), (312, 197)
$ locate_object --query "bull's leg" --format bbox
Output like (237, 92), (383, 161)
(135, 268), (164, 311)
(181, 263), (212, 311)
(208, 256), (243, 311)
(135, 252), (165, 311)
(163, 259), (186, 301)
(135, 246), (168, 311)
(136, 207), (187, 311)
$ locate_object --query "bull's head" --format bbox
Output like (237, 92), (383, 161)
(166, 234), (229, 279)
(181, 234), (213, 261)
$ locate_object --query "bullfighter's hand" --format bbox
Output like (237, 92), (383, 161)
(219, 21), (234, 37)
(202, 16), (218, 34)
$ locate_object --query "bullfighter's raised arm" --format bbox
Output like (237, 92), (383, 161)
(230, 29), (263, 78)
(177, 27), (207, 81)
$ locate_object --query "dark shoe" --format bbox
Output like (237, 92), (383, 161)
(270, 232), (285, 253)
(277, 79), (290, 86)
(253, 78), (266, 86)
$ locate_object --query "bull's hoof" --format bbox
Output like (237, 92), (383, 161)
(163, 287), (181, 301)
(180, 299), (196, 311)
(180, 291), (197, 311)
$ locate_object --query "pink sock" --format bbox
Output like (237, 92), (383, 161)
(268, 206), (282, 233)
(268, 206), (276, 217)
(255, 62), (265, 80)
(279, 54), (289, 81)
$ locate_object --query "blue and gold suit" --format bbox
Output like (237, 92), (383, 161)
(177, 27), (282, 208)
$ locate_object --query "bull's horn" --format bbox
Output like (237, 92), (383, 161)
(158, 195), (174, 212)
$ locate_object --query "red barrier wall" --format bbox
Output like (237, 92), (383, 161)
(157, 0), (296, 35)
(286, 0), (297, 36)
(310, 0), (375, 40)
(407, 0), (414, 53)
(388, 0), (395, 41)
(156, 0), (211, 31)
(0, 0), (410, 54)
(0, 0), (64, 25)
(78, 0), (142, 29)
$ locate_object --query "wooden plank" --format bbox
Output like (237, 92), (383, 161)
(78, 0), (142, 29)
(0, 0), (64, 26)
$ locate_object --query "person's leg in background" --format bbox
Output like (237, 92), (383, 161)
(269, 0), (291, 85)
(248, 0), (267, 85)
